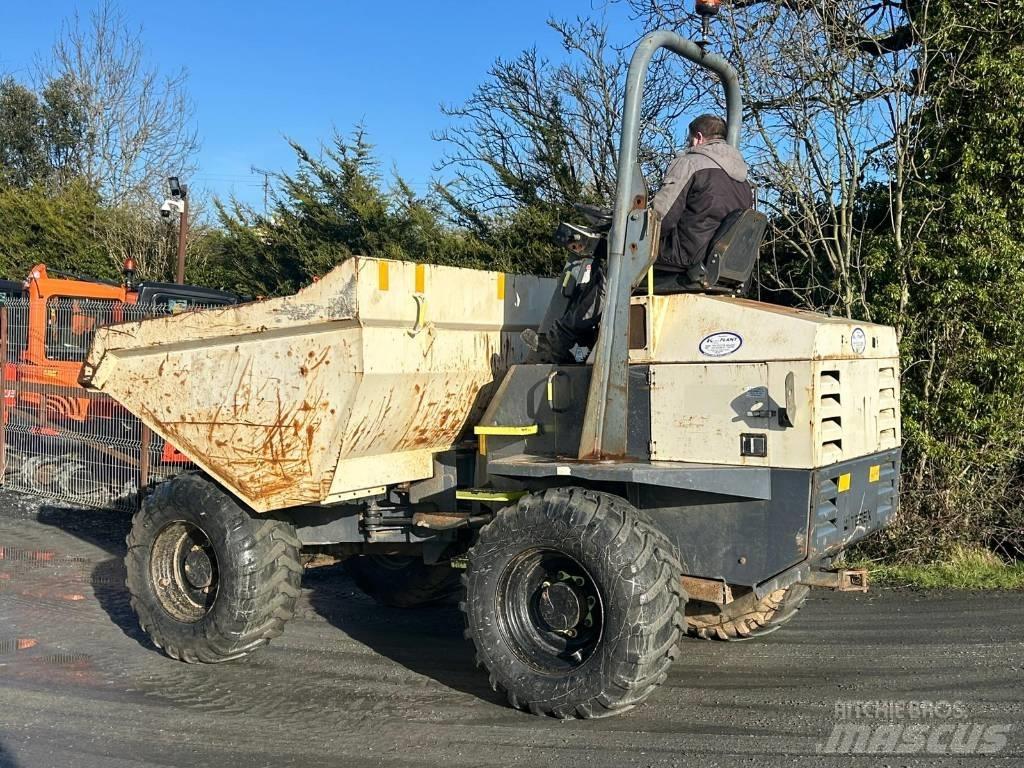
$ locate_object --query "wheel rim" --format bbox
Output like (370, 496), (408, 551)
(150, 521), (219, 622)
(496, 548), (604, 674)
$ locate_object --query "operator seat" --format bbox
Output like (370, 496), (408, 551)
(650, 208), (768, 296)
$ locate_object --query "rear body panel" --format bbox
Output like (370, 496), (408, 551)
(637, 449), (900, 586)
(477, 290), (903, 587)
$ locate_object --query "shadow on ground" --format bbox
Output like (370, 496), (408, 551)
(304, 562), (505, 706)
(35, 504), (150, 649)
(32, 500), (503, 706)
(0, 739), (20, 768)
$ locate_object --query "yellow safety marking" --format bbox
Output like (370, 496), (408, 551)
(474, 424), (539, 436)
(456, 489), (527, 503)
(414, 263), (425, 293)
(546, 370), (565, 408)
(478, 434), (487, 455)
(647, 267), (654, 296)
(496, 273), (506, 301)
(378, 261), (389, 291)
(837, 472), (851, 493)
(868, 465), (880, 483)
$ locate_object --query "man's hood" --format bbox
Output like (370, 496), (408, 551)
(689, 139), (748, 182)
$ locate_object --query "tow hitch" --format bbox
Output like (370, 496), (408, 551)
(801, 568), (869, 592)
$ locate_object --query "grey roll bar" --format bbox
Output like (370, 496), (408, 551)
(577, 31), (742, 460)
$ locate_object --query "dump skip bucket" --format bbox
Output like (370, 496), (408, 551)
(83, 257), (554, 512)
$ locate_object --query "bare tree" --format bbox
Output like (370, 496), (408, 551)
(626, 0), (947, 333)
(38, 0), (198, 204)
(100, 201), (175, 278)
(436, 18), (706, 219)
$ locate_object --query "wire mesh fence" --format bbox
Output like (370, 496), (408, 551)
(1, 296), (205, 510)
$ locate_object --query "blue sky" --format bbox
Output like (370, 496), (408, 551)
(1, 1), (639, 208)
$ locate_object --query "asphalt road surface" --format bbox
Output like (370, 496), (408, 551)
(0, 490), (1021, 768)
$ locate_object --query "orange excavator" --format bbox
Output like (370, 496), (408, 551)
(1, 262), (239, 503)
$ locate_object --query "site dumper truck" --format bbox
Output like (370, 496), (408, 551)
(82, 32), (902, 718)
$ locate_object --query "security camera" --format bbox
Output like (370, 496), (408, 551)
(160, 198), (184, 218)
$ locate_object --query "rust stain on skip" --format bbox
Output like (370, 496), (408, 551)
(85, 257), (555, 511)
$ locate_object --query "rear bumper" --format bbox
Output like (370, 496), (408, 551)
(809, 448), (901, 560)
(752, 447), (901, 598)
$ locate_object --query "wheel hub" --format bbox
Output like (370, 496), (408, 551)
(150, 521), (220, 623)
(183, 546), (213, 589)
(496, 548), (604, 673)
(538, 582), (581, 631)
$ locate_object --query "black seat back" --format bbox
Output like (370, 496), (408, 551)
(687, 208), (767, 293)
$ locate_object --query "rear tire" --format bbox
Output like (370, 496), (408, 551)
(463, 488), (685, 719)
(344, 555), (461, 608)
(685, 584), (809, 641)
(125, 473), (302, 663)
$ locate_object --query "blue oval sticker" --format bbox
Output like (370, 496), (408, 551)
(699, 331), (743, 358)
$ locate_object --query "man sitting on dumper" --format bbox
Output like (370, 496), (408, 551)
(527, 113), (754, 363)
(649, 113), (753, 291)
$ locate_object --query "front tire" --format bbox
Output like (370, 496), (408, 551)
(125, 473), (303, 663)
(463, 488), (685, 719)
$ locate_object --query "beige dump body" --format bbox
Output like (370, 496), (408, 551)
(83, 257), (554, 512)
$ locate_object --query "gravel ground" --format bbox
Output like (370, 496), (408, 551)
(0, 489), (1021, 768)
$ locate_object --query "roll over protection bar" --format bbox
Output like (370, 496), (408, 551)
(578, 31), (743, 460)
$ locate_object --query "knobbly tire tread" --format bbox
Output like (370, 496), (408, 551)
(685, 583), (810, 641)
(343, 555), (461, 608)
(125, 472), (302, 663)
(462, 487), (686, 719)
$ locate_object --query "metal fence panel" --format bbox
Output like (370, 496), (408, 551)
(1, 296), (202, 510)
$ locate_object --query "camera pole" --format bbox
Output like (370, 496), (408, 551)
(166, 176), (189, 284)
(175, 186), (189, 285)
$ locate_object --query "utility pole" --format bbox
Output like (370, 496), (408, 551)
(175, 192), (189, 284)
(167, 176), (189, 284)
(251, 165), (270, 213)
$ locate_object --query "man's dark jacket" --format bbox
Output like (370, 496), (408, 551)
(652, 139), (753, 270)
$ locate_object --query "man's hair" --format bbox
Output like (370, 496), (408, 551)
(688, 114), (727, 141)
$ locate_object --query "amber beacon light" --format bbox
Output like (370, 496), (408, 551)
(695, 0), (722, 44)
